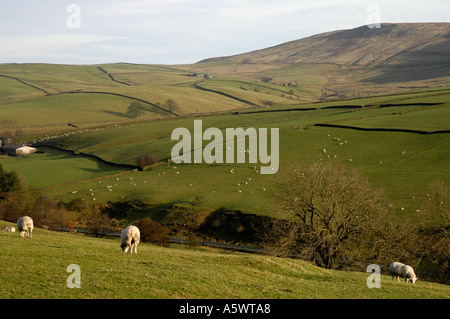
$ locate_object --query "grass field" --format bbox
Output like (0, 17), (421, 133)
(0, 63), (449, 301)
(1, 221), (448, 299)
(0, 63), (294, 138)
(25, 87), (447, 224)
(0, 147), (127, 190)
(35, 125), (448, 224)
(42, 92), (450, 165)
(1, 62), (448, 139)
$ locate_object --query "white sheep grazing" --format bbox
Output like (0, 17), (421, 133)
(9, 226), (15, 233)
(389, 262), (418, 284)
(120, 225), (140, 254)
(17, 216), (34, 238)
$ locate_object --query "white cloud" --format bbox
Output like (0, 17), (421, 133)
(0, 0), (448, 64)
(0, 34), (121, 59)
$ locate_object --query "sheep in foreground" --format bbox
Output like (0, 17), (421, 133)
(389, 262), (418, 284)
(17, 216), (34, 238)
(120, 225), (140, 254)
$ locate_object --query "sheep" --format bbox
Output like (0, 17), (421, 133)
(120, 225), (140, 254)
(17, 216), (34, 238)
(9, 226), (15, 233)
(389, 262), (418, 284)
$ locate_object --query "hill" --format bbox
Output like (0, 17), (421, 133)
(30, 89), (449, 224)
(1, 221), (449, 299)
(0, 23), (449, 294)
(190, 23), (450, 98)
(1, 23), (448, 140)
(199, 23), (449, 69)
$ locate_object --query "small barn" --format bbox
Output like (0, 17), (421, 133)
(0, 145), (37, 156)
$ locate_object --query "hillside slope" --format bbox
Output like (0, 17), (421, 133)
(1, 222), (449, 299)
(1, 23), (449, 140)
(199, 23), (450, 77)
(190, 23), (450, 98)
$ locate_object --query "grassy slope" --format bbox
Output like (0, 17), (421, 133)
(1, 221), (448, 299)
(0, 76), (45, 102)
(341, 104), (450, 131)
(2, 62), (448, 139)
(43, 89), (450, 164)
(0, 92), (167, 127)
(38, 125), (449, 222)
(0, 88), (441, 222)
(0, 67), (448, 300)
(0, 63), (297, 138)
(0, 147), (127, 190)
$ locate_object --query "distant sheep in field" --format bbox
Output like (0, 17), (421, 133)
(17, 216), (34, 238)
(120, 225), (140, 254)
(389, 262), (418, 284)
(3, 226), (15, 232)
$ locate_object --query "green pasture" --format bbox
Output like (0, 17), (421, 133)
(0, 92), (167, 129)
(39, 124), (449, 223)
(2, 62), (447, 141)
(43, 88), (450, 167)
(0, 76), (45, 102)
(0, 63), (448, 228)
(99, 64), (199, 87)
(342, 105), (450, 131)
(96, 84), (246, 115)
(196, 78), (301, 106)
(0, 63), (117, 94)
(1, 221), (448, 299)
(0, 147), (127, 190)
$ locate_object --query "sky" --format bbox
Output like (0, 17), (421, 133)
(0, 0), (448, 65)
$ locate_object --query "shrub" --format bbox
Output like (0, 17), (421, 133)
(162, 204), (211, 237)
(137, 154), (158, 168)
(66, 197), (88, 212)
(0, 164), (22, 201)
(75, 204), (119, 237)
(0, 191), (25, 222)
(105, 200), (150, 219)
(135, 219), (170, 247)
(32, 195), (70, 230)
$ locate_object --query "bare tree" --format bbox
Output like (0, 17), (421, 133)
(276, 160), (386, 269)
(259, 215), (300, 257)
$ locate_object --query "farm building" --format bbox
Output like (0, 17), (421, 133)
(0, 145), (37, 156)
